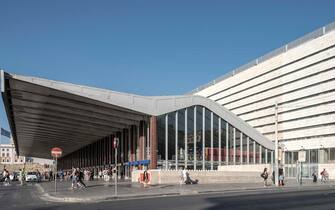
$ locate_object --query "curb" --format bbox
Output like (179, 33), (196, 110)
(35, 183), (335, 203)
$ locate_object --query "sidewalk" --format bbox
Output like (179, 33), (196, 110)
(35, 179), (335, 203)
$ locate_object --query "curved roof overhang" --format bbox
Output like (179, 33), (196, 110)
(1, 71), (274, 159)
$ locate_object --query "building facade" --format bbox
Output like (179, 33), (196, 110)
(0, 143), (25, 164)
(192, 21), (335, 177)
(1, 71), (274, 177)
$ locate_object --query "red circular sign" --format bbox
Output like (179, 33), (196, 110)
(51, 147), (63, 158)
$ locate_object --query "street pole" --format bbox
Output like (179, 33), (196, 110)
(115, 146), (118, 197)
(55, 157), (57, 193)
(300, 161), (303, 185)
(274, 102), (279, 187)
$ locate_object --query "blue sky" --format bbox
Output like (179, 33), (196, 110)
(0, 0), (335, 142)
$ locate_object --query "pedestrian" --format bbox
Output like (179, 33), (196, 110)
(71, 168), (77, 189)
(181, 168), (187, 185)
(98, 169), (103, 180)
(279, 167), (284, 186)
(261, 168), (268, 187)
(321, 168), (328, 183)
(77, 168), (87, 188)
(3, 169), (10, 186)
(19, 169), (24, 186)
(48, 170), (53, 181)
(312, 171), (318, 183)
(143, 169), (149, 187)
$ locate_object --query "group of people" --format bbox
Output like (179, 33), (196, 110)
(261, 167), (330, 186)
(261, 167), (285, 187)
(98, 168), (114, 182)
(70, 168), (87, 189)
(180, 168), (198, 185)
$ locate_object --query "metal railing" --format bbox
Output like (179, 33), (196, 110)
(188, 21), (335, 94)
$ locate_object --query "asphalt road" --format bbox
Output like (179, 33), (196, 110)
(1, 182), (335, 210)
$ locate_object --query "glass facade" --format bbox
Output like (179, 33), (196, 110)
(155, 105), (274, 170)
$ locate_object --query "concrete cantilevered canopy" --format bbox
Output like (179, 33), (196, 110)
(1, 71), (274, 159)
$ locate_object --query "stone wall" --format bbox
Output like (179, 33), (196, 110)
(132, 169), (264, 185)
(218, 164), (273, 172)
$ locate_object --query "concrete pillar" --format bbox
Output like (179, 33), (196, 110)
(149, 116), (157, 169)
(139, 121), (145, 161)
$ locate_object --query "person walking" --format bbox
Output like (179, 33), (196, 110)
(278, 167), (284, 186)
(261, 168), (269, 187)
(71, 168), (77, 189)
(3, 169), (10, 186)
(19, 169), (24, 186)
(321, 168), (328, 183)
(312, 171), (318, 183)
(77, 168), (87, 188)
(181, 168), (187, 185)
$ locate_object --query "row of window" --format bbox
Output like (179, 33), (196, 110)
(157, 106), (273, 170)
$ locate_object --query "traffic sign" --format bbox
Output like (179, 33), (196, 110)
(51, 147), (63, 158)
(298, 150), (306, 162)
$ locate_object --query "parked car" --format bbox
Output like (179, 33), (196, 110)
(25, 172), (38, 182)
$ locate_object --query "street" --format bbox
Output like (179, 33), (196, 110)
(1, 182), (335, 210)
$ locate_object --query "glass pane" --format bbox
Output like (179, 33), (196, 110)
(178, 110), (185, 165)
(249, 138), (254, 164)
(187, 107), (194, 169)
(196, 106), (203, 169)
(168, 113), (176, 169)
(228, 124), (234, 164)
(213, 114), (219, 169)
(256, 142), (261, 164)
(204, 109), (211, 169)
(235, 129), (241, 164)
(242, 134), (248, 164)
(221, 120), (227, 164)
(157, 115), (165, 164)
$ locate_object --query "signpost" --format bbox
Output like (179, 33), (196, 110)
(51, 147), (63, 193)
(113, 137), (119, 197)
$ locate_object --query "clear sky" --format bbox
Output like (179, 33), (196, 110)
(0, 0), (335, 142)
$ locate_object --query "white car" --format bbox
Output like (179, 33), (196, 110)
(25, 172), (38, 182)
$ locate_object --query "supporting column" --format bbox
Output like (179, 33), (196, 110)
(253, 141), (256, 164)
(149, 116), (158, 169)
(139, 121), (145, 162)
(240, 132), (243, 165)
(146, 122), (150, 160)
(226, 123), (229, 165)
(193, 106), (197, 169)
(175, 111), (178, 169)
(165, 114), (168, 170)
(185, 109), (188, 169)
(233, 128), (236, 165)
(137, 124), (140, 161)
(247, 137), (250, 164)
(218, 118), (221, 166)
(259, 145), (263, 164)
(210, 112), (213, 170)
(202, 107), (205, 170)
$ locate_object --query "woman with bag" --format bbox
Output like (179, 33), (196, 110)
(261, 168), (269, 187)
